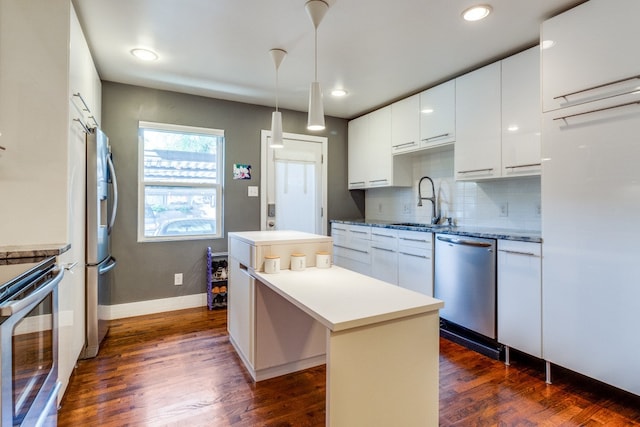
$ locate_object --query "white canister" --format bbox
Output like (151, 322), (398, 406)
(290, 253), (306, 271)
(316, 251), (331, 269)
(264, 255), (280, 274)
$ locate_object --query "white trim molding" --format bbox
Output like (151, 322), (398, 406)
(103, 293), (208, 320)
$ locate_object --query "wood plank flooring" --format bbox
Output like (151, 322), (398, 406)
(58, 307), (640, 426)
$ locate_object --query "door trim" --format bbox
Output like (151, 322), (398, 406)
(260, 130), (328, 235)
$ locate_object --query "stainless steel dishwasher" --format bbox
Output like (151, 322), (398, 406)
(434, 234), (497, 339)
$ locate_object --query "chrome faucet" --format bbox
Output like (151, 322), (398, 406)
(418, 176), (441, 225)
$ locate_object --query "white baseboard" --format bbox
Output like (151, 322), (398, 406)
(105, 293), (208, 320)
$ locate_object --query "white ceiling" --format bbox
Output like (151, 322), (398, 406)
(72, 0), (586, 120)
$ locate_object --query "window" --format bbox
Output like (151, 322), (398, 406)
(138, 121), (224, 241)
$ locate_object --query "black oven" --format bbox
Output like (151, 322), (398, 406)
(0, 257), (63, 427)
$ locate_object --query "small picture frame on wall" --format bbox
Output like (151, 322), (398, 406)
(233, 164), (251, 180)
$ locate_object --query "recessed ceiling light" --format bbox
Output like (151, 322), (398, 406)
(541, 40), (556, 50)
(462, 4), (492, 21)
(421, 108), (434, 114)
(331, 89), (348, 97)
(131, 48), (158, 61)
(507, 125), (519, 132)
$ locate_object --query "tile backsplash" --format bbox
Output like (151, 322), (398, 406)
(364, 148), (541, 231)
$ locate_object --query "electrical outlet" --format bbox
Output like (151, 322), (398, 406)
(403, 203), (411, 214)
(536, 203), (542, 216)
(499, 202), (509, 217)
(174, 273), (183, 286)
(377, 203), (382, 213)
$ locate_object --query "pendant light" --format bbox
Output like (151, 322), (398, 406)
(269, 48), (287, 148)
(305, 0), (330, 131)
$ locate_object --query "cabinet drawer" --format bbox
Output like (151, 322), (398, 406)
(229, 238), (255, 268)
(333, 244), (371, 264)
(497, 240), (541, 257)
(371, 229), (398, 251)
(398, 230), (433, 249)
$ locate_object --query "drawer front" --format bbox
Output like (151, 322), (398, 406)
(398, 230), (433, 253)
(498, 240), (541, 257)
(371, 229), (398, 251)
(333, 244), (371, 264)
(348, 225), (371, 240)
(229, 238), (255, 268)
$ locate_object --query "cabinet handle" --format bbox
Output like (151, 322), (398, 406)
(349, 181), (365, 185)
(457, 168), (494, 174)
(88, 115), (100, 128)
(553, 101), (640, 122)
(422, 133), (450, 142)
(368, 179), (389, 185)
(372, 232), (395, 238)
(504, 163), (541, 169)
(498, 249), (539, 257)
(371, 246), (394, 252)
(333, 244), (369, 254)
(73, 92), (91, 113)
(553, 74), (640, 101)
(351, 230), (368, 235)
(392, 141), (417, 149)
(399, 251), (430, 259)
(73, 118), (90, 133)
(332, 227), (347, 232)
(399, 237), (429, 243)
(0, 145), (6, 151)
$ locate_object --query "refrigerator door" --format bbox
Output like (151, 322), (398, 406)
(86, 128), (110, 265)
(542, 92), (640, 395)
(82, 256), (116, 359)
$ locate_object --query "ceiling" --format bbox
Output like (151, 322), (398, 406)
(72, 0), (586, 121)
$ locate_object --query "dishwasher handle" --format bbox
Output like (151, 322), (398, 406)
(436, 235), (493, 248)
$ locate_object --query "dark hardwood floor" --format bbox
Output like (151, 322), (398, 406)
(58, 307), (640, 426)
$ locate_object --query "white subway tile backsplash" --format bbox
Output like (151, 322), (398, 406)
(363, 149), (541, 231)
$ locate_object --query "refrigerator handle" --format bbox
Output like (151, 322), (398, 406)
(107, 153), (118, 234)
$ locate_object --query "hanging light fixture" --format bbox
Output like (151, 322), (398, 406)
(269, 48), (287, 148)
(305, 0), (330, 131)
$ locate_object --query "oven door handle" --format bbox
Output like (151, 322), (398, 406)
(0, 268), (64, 317)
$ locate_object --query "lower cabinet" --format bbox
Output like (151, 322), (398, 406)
(397, 230), (434, 297)
(332, 223), (372, 276)
(497, 240), (542, 358)
(370, 228), (399, 285)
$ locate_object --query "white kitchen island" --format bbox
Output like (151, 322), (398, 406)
(228, 231), (443, 427)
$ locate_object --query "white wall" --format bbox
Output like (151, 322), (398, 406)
(364, 148), (541, 231)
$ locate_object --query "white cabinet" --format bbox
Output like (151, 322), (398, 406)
(419, 80), (455, 150)
(391, 94), (420, 154)
(228, 257), (255, 366)
(348, 106), (411, 189)
(454, 62), (502, 180)
(541, 0), (640, 112)
(332, 223), (372, 276)
(497, 240), (542, 358)
(397, 230), (433, 297)
(501, 46), (541, 177)
(370, 228), (398, 285)
(347, 115), (368, 189)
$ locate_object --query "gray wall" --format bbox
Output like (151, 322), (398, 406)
(101, 81), (363, 305)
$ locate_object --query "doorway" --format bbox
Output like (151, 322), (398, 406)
(260, 130), (328, 235)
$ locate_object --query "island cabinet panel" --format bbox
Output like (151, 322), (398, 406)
(227, 258), (255, 367)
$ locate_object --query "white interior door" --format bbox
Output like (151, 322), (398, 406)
(260, 130), (328, 235)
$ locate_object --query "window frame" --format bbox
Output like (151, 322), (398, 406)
(137, 121), (224, 242)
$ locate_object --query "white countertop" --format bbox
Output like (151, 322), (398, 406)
(253, 266), (444, 332)
(229, 230), (332, 245)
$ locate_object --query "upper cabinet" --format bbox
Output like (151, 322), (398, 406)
(501, 46), (541, 177)
(69, 6), (101, 130)
(419, 80), (455, 150)
(455, 48), (541, 181)
(455, 62), (502, 181)
(391, 94), (420, 154)
(541, 0), (640, 112)
(348, 106), (411, 189)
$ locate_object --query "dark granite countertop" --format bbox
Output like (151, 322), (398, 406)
(330, 219), (541, 243)
(0, 243), (71, 260)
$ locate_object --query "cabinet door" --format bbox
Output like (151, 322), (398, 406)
(501, 47), (541, 177)
(367, 106), (393, 187)
(228, 258), (255, 366)
(455, 62), (501, 180)
(541, 0), (640, 112)
(419, 80), (455, 149)
(497, 241), (541, 358)
(370, 228), (398, 284)
(391, 94), (420, 154)
(347, 115), (368, 189)
(397, 231), (433, 296)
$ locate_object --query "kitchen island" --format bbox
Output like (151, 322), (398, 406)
(228, 231), (444, 427)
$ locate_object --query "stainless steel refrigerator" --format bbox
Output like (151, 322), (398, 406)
(82, 127), (118, 359)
